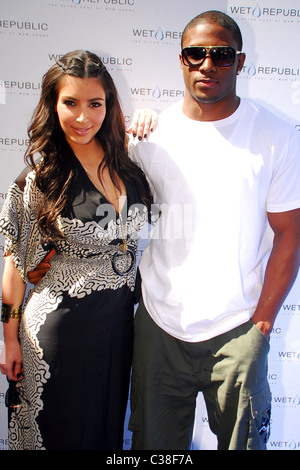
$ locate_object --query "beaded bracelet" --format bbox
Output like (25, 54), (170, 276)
(1, 303), (22, 323)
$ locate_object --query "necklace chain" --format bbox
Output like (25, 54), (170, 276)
(84, 168), (128, 252)
(113, 185), (128, 252)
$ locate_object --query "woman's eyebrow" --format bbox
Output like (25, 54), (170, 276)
(61, 95), (105, 101)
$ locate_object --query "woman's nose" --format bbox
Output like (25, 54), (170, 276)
(76, 109), (88, 123)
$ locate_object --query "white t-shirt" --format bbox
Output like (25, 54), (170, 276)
(130, 99), (300, 342)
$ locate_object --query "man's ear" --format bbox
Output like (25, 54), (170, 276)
(237, 52), (246, 74)
(179, 52), (184, 71)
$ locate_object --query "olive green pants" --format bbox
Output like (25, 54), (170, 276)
(129, 298), (271, 450)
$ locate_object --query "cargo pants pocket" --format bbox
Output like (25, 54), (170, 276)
(248, 383), (272, 450)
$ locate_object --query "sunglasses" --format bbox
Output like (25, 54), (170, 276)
(181, 46), (241, 68)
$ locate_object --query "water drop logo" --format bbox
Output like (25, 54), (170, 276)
(155, 27), (164, 41)
(293, 395), (300, 406)
(152, 86), (162, 99)
(252, 3), (262, 17)
(248, 63), (257, 76)
(289, 440), (297, 450)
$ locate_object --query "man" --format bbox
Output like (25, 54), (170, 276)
(25, 10), (300, 451)
(128, 10), (300, 450)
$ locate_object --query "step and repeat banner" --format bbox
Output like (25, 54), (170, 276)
(0, 0), (300, 451)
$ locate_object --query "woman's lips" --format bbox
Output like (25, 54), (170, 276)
(72, 127), (92, 136)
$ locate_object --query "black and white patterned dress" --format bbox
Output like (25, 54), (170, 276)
(0, 157), (148, 450)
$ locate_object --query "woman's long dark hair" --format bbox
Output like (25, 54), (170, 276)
(25, 50), (153, 240)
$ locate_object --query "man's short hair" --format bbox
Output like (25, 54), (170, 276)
(181, 10), (243, 51)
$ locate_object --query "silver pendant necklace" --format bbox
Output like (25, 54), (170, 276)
(111, 185), (135, 276)
(84, 167), (135, 276)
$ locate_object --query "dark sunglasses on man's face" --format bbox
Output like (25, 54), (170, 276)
(181, 46), (241, 68)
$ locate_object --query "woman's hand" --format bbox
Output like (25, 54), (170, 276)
(1, 253), (25, 380)
(127, 109), (158, 140)
(0, 336), (23, 381)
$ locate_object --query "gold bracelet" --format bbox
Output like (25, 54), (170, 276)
(1, 303), (22, 323)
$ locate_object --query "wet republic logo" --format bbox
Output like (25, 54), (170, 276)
(229, 3), (300, 21)
(132, 26), (182, 44)
(0, 19), (49, 36)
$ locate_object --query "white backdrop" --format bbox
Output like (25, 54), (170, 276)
(0, 0), (300, 451)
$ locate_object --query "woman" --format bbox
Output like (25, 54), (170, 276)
(0, 50), (153, 450)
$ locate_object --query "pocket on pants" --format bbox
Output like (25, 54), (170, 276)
(248, 383), (272, 450)
(250, 320), (270, 351)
